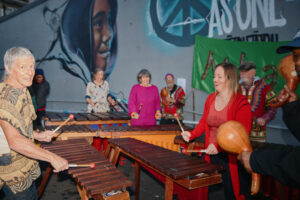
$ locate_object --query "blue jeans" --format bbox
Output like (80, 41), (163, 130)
(2, 182), (38, 200)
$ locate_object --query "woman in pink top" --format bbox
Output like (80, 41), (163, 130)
(182, 63), (252, 200)
(128, 69), (161, 126)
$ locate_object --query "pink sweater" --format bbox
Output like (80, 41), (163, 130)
(128, 84), (161, 126)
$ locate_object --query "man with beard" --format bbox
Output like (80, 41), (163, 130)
(238, 62), (277, 142)
(160, 73), (185, 124)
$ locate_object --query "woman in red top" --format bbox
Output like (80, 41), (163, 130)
(182, 63), (252, 200)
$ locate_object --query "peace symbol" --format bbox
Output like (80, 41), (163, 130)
(149, 0), (210, 46)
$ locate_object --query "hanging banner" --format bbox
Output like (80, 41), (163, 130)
(192, 35), (300, 96)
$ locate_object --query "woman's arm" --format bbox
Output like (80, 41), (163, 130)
(189, 94), (213, 140)
(154, 86), (161, 111)
(85, 83), (94, 106)
(235, 98), (252, 134)
(128, 86), (138, 115)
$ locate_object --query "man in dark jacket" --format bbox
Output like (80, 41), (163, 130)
(238, 29), (300, 187)
(32, 68), (50, 127)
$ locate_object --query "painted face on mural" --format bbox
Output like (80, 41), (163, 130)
(213, 66), (229, 93)
(293, 49), (300, 78)
(92, 0), (112, 72)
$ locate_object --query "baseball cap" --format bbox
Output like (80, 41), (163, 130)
(277, 29), (300, 54)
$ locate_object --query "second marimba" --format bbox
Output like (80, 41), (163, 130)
(39, 139), (133, 200)
(43, 111), (130, 126)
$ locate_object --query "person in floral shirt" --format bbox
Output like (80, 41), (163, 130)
(85, 69), (109, 113)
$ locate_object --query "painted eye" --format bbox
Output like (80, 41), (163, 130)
(94, 20), (103, 30)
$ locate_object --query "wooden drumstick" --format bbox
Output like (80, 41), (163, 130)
(53, 114), (74, 133)
(69, 163), (95, 169)
(138, 103), (143, 114)
(173, 113), (184, 132)
(182, 149), (206, 153)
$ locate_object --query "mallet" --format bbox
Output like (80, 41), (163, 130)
(138, 103), (143, 113)
(182, 149), (206, 153)
(68, 163), (95, 169)
(173, 113), (184, 132)
(53, 114), (74, 133)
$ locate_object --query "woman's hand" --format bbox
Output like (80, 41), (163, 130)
(155, 111), (161, 119)
(34, 130), (55, 142)
(86, 98), (95, 107)
(181, 131), (191, 142)
(131, 113), (139, 119)
(206, 144), (218, 155)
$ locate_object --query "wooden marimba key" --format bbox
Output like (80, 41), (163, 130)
(39, 139), (132, 200)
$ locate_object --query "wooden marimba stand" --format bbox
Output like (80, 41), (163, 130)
(105, 138), (224, 200)
(99, 124), (194, 152)
(38, 139), (132, 200)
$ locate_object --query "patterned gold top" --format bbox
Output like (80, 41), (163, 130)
(0, 83), (40, 194)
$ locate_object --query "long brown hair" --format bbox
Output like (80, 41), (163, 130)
(215, 62), (239, 94)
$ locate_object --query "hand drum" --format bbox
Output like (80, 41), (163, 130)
(160, 88), (169, 106)
(269, 54), (299, 108)
(217, 120), (260, 195)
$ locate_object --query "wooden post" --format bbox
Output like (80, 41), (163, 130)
(38, 165), (52, 198)
(192, 88), (195, 127)
(135, 161), (140, 200)
(165, 177), (174, 200)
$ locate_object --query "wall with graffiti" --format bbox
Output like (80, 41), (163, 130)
(0, 0), (299, 144)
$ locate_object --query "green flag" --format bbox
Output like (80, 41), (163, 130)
(192, 35), (299, 96)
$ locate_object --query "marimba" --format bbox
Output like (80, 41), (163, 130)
(99, 124), (194, 151)
(39, 139), (133, 200)
(43, 112), (130, 126)
(105, 138), (223, 200)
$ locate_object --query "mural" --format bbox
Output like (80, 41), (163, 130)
(149, 0), (287, 46)
(37, 0), (118, 84)
(0, 0), (299, 114)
